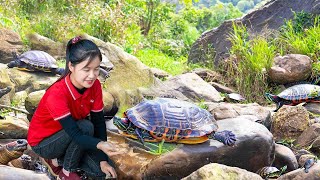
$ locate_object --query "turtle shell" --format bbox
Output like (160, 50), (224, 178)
(256, 166), (280, 178)
(125, 98), (218, 138)
(19, 50), (58, 70)
(277, 84), (320, 100)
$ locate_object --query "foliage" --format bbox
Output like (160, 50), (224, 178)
(135, 48), (188, 75)
(278, 12), (320, 78)
(278, 13), (320, 58)
(145, 139), (177, 155)
(226, 22), (275, 103)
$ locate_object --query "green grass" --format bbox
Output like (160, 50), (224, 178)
(135, 48), (189, 75)
(225, 22), (275, 103)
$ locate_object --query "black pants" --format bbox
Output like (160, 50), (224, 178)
(31, 119), (113, 179)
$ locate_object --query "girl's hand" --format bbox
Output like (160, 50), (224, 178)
(97, 141), (121, 157)
(100, 161), (117, 178)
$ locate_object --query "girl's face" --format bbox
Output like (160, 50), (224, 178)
(69, 56), (101, 89)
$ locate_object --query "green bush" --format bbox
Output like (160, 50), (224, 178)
(135, 48), (188, 75)
(227, 23), (275, 103)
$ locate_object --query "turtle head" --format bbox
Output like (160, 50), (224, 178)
(265, 93), (280, 103)
(113, 116), (131, 132)
(54, 68), (65, 75)
(5, 139), (28, 152)
(7, 61), (18, 68)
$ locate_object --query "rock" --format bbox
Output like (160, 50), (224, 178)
(146, 119), (273, 179)
(12, 91), (28, 108)
(191, 68), (223, 83)
(0, 116), (28, 139)
(294, 149), (313, 163)
(103, 91), (116, 114)
(268, 54), (312, 84)
(25, 90), (45, 119)
(149, 67), (171, 79)
(310, 136), (320, 154)
(0, 165), (49, 180)
(26, 33), (65, 59)
(181, 163), (263, 180)
(161, 73), (223, 102)
(271, 106), (309, 141)
(206, 102), (271, 128)
(209, 82), (235, 94)
(294, 123), (320, 148)
(7, 68), (59, 93)
(188, 0), (320, 65)
(273, 143), (298, 171)
(277, 160), (320, 180)
(0, 64), (15, 105)
(0, 28), (24, 64)
(304, 102), (320, 115)
(138, 82), (190, 102)
(298, 154), (317, 168)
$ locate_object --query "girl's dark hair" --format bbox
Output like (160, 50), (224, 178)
(51, 37), (102, 86)
(57, 37), (102, 82)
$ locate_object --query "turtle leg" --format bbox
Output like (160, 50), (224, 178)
(100, 68), (110, 78)
(135, 128), (145, 145)
(274, 102), (283, 112)
(0, 87), (11, 99)
(212, 130), (236, 146)
(54, 68), (65, 75)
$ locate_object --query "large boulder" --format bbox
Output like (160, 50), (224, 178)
(271, 105), (310, 141)
(0, 165), (49, 180)
(268, 54), (312, 84)
(0, 116), (29, 139)
(26, 33), (65, 59)
(188, 0), (320, 66)
(109, 119), (275, 179)
(0, 28), (24, 64)
(181, 163), (263, 180)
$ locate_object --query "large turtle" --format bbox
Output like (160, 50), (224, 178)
(7, 50), (64, 75)
(113, 98), (236, 145)
(265, 84), (320, 112)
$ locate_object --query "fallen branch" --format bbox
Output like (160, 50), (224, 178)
(0, 104), (29, 114)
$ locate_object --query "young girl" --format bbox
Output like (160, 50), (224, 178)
(27, 37), (118, 180)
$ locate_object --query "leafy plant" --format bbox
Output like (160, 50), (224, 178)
(276, 139), (296, 148)
(145, 139), (177, 155)
(226, 22), (275, 103)
(135, 48), (188, 75)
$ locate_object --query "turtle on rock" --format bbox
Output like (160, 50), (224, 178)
(0, 139), (28, 165)
(303, 157), (317, 173)
(7, 50), (64, 75)
(113, 98), (236, 146)
(265, 84), (320, 112)
(256, 166), (286, 179)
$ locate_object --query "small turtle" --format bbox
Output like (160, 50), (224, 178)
(7, 50), (64, 75)
(99, 54), (114, 78)
(225, 93), (245, 102)
(303, 157), (317, 173)
(265, 84), (320, 112)
(113, 98), (236, 145)
(0, 139), (28, 165)
(256, 166), (287, 179)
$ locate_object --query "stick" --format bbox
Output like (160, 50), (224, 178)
(0, 104), (29, 114)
